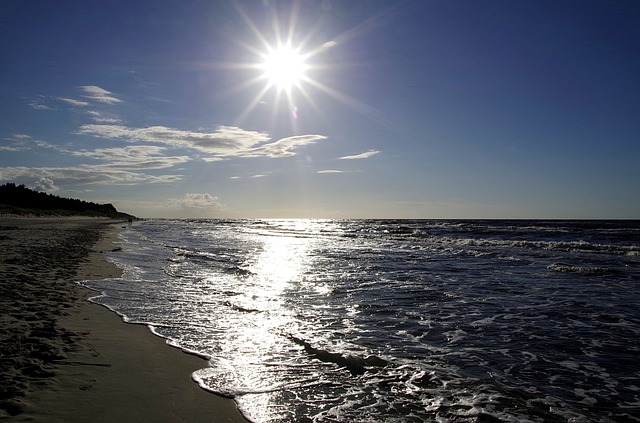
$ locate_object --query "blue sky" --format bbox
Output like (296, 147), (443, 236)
(1, 0), (639, 218)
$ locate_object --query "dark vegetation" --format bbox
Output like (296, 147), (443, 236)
(0, 183), (135, 219)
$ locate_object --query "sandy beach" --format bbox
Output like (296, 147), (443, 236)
(0, 218), (248, 422)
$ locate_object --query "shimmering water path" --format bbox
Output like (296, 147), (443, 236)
(85, 220), (640, 422)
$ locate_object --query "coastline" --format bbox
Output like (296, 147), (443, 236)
(0, 218), (248, 422)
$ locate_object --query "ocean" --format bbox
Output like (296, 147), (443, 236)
(83, 219), (640, 422)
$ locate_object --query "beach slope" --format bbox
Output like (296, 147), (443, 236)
(0, 218), (247, 422)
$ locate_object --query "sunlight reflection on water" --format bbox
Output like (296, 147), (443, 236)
(92, 219), (640, 422)
(194, 220), (327, 420)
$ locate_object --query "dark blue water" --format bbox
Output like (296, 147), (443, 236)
(84, 219), (640, 422)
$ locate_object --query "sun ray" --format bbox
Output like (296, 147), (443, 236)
(304, 77), (396, 130)
(234, 4), (273, 55)
(294, 81), (331, 128)
(235, 83), (273, 126)
(218, 2), (404, 131)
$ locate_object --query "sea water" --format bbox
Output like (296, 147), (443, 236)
(83, 219), (640, 422)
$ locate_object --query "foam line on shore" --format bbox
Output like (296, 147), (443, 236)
(0, 218), (248, 422)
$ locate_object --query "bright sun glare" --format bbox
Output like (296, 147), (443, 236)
(261, 44), (307, 91)
(230, 5), (385, 127)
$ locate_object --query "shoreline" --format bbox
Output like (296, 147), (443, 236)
(0, 218), (248, 422)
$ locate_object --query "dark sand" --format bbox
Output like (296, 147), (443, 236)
(0, 218), (248, 422)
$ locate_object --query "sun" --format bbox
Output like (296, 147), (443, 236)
(228, 4), (386, 127)
(260, 44), (307, 92)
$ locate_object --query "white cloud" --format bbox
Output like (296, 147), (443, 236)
(34, 140), (62, 149)
(1, 134), (59, 151)
(9, 134), (31, 140)
(339, 150), (380, 160)
(0, 166), (181, 186)
(0, 145), (25, 152)
(251, 174), (267, 178)
(188, 126), (271, 154)
(79, 85), (122, 104)
(321, 40), (338, 49)
(75, 124), (327, 159)
(166, 193), (223, 210)
(32, 177), (58, 192)
(85, 110), (121, 124)
(98, 159), (188, 171)
(58, 97), (90, 107)
(71, 146), (190, 170)
(26, 99), (53, 111)
(246, 134), (328, 158)
(317, 169), (343, 174)
(73, 145), (166, 161)
(1, 134), (31, 151)
(76, 124), (267, 152)
(201, 156), (225, 162)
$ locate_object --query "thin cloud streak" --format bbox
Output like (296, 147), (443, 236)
(1, 134), (31, 151)
(71, 145), (189, 168)
(76, 124), (328, 159)
(79, 86), (122, 104)
(25, 99), (52, 111)
(1, 134), (61, 152)
(244, 134), (328, 158)
(58, 97), (90, 107)
(0, 145), (27, 152)
(86, 111), (121, 124)
(75, 124), (268, 152)
(8, 134), (32, 140)
(340, 150), (380, 160)
(166, 193), (224, 210)
(0, 166), (181, 186)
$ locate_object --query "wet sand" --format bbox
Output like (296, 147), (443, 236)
(0, 218), (248, 422)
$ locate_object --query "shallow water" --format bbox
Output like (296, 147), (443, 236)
(84, 219), (640, 422)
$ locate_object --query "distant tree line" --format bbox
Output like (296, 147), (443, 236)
(0, 183), (134, 219)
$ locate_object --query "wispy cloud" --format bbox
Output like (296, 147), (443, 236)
(85, 110), (121, 124)
(339, 150), (380, 160)
(166, 193), (223, 210)
(1, 134), (60, 151)
(26, 87), (120, 111)
(76, 124), (267, 151)
(71, 146), (190, 170)
(188, 126), (271, 155)
(8, 134), (31, 140)
(58, 97), (90, 107)
(0, 145), (27, 152)
(72, 145), (167, 161)
(25, 99), (53, 111)
(33, 140), (61, 149)
(0, 166), (181, 187)
(201, 156), (225, 162)
(247, 134), (328, 158)
(317, 169), (343, 174)
(76, 124), (327, 159)
(80, 85), (122, 104)
(321, 40), (338, 49)
(1, 134), (31, 151)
